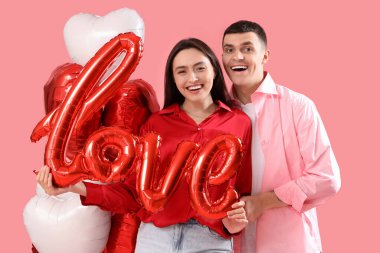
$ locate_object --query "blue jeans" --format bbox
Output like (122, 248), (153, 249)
(135, 219), (233, 253)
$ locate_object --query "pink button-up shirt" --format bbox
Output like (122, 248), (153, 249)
(233, 73), (341, 253)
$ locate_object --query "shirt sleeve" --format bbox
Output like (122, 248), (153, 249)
(81, 173), (141, 214)
(235, 119), (253, 197)
(274, 95), (341, 212)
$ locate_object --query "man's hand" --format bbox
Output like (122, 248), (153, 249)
(240, 195), (265, 222)
(241, 192), (288, 222)
(222, 201), (249, 234)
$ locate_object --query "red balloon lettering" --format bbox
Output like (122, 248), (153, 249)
(136, 133), (199, 212)
(189, 135), (243, 219)
(31, 32), (143, 187)
(135, 133), (243, 219)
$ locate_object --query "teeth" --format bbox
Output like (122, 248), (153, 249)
(187, 85), (202, 91)
(231, 66), (248, 71)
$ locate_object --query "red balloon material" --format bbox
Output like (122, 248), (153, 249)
(36, 63), (102, 160)
(31, 32), (143, 187)
(44, 63), (82, 113)
(136, 133), (199, 212)
(189, 135), (243, 219)
(101, 79), (159, 253)
(102, 79), (160, 134)
(84, 127), (137, 183)
(104, 213), (140, 253)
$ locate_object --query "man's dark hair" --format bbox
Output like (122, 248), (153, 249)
(223, 20), (267, 48)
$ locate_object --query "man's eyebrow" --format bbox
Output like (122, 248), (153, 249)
(223, 41), (254, 47)
(241, 41), (254, 46)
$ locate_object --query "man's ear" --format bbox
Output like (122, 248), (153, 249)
(262, 50), (270, 64)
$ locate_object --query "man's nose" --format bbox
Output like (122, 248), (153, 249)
(233, 51), (244, 60)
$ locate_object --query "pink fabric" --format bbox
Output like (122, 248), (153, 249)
(234, 73), (341, 253)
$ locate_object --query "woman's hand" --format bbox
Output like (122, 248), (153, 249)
(222, 200), (248, 234)
(36, 165), (87, 196)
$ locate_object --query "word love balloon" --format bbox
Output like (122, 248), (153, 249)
(30, 31), (242, 220)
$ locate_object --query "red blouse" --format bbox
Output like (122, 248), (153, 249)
(82, 101), (252, 238)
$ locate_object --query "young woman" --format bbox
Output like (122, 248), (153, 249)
(37, 38), (252, 252)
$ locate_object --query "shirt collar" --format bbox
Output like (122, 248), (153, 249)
(231, 72), (278, 100)
(159, 104), (180, 115)
(216, 100), (232, 112)
(255, 72), (278, 95)
(159, 100), (232, 115)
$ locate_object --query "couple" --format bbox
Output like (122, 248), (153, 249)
(37, 20), (341, 253)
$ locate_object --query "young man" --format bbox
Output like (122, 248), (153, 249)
(222, 20), (341, 253)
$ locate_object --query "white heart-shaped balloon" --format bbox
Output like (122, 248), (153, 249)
(24, 185), (111, 253)
(64, 8), (144, 66)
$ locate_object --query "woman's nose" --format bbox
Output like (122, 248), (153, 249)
(189, 72), (199, 82)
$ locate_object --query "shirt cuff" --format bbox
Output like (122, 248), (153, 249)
(217, 221), (232, 239)
(80, 181), (104, 206)
(274, 181), (307, 212)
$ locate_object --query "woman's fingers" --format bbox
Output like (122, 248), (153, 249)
(36, 165), (56, 195)
(227, 201), (246, 216)
(224, 201), (248, 223)
(231, 200), (245, 209)
(47, 173), (53, 189)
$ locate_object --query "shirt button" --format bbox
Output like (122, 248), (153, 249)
(197, 127), (201, 131)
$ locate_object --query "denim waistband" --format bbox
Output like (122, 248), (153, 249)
(185, 218), (199, 225)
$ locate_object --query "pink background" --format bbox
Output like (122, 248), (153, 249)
(1, 0), (379, 251)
